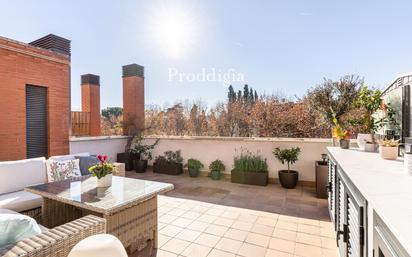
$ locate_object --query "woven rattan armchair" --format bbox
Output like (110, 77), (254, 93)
(0, 215), (106, 257)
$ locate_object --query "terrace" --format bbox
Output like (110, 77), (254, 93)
(129, 168), (335, 257)
(1, 12), (411, 257)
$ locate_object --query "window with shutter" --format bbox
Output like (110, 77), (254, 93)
(26, 85), (48, 158)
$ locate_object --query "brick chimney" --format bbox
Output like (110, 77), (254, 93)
(122, 64), (145, 135)
(81, 74), (101, 136)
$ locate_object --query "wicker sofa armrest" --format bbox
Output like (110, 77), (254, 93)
(113, 162), (125, 177)
(0, 215), (106, 257)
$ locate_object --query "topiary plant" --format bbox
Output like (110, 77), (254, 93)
(273, 147), (301, 173)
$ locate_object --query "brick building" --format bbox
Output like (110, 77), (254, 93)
(0, 34), (71, 161)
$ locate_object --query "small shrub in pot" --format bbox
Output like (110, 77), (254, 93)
(186, 159), (204, 177)
(273, 147), (301, 189)
(209, 160), (225, 180)
(378, 139), (400, 160)
(332, 122), (351, 149)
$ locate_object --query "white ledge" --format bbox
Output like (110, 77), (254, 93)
(70, 135), (335, 143)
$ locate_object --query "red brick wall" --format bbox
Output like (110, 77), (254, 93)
(81, 83), (101, 136)
(123, 76), (145, 134)
(0, 37), (70, 161)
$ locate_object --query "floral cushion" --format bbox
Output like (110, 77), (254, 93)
(46, 159), (81, 182)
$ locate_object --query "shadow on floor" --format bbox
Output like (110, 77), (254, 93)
(126, 169), (329, 221)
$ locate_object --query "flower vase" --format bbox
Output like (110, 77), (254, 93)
(97, 174), (112, 188)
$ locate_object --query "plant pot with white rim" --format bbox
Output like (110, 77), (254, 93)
(89, 154), (114, 188)
(357, 133), (372, 150)
(97, 173), (112, 188)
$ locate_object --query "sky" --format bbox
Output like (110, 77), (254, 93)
(1, 0), (412, 110)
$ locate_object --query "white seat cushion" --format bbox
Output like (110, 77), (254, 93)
(0, 208), (42, 248)
(0, 157), (46, 195)
(0, 191), (42, 212)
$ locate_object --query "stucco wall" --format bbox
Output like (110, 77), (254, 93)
(70, 136), (333, 182)
(69, 136), (128, 161)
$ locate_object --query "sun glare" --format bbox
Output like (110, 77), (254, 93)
(148, 4), (199, 59)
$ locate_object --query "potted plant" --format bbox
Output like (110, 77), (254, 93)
(354, 86), (383, 152)
(273, 147), (301, 189)
(306, 75), (362, 145)
(332, 123), (351, 149)
(117, 134), (140, 171)
(378, 139), (400, 160)
(130, 136), (159, 173)
(89, 154), (114, 188)
(209, 160), (225, 180)
(153, 150), (183, 175)
(231, 149), (268, 186)
(186, 159), (203, 177)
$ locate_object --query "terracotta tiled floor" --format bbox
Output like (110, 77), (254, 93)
(126, 170), (337, 257)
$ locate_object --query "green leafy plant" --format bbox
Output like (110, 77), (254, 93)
(186, 158), (204, 171)
(209, 160), (225, 172)
(273, 147), (301, 173)
(353, 86), (383, 143)
(89, 154), (114, 179)
(233, 149), (268, 173)
(164, 150), (183, 164)
(306, 75), (363, 130)
(130, 136), (159, 160)
(378, 139), (401, 147)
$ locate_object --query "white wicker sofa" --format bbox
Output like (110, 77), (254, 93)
(0, 153), (125, 221)
(0, 153), (125, 257)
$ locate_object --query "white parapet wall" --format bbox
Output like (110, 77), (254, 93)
(70, 135), (333, 183)
(69, 136), (129, 161)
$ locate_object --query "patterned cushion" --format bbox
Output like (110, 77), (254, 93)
(76, 156), (100, 176)
(46, 159), (81, 182)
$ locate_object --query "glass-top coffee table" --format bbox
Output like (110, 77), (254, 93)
(25, 176), (174, 254)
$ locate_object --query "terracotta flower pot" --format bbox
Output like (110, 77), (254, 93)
(379, 146), (398, 160)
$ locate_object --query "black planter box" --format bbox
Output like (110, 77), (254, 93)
(153, 162), (183, 175)
(117, 152), (139, 171)
(231, 170), (268, 186)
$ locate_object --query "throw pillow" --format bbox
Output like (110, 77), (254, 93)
(0, 208), (42, 248)
(76, 155), (100, 176)
(46, 158), (81, 182)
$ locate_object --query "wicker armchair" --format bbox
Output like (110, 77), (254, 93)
(0, 215), (106, 257)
